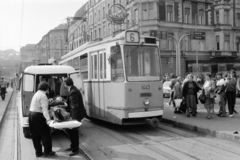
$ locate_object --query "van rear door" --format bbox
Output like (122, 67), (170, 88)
(22, 74), (35, 117)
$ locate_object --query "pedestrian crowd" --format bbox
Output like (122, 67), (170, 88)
(164, 69), (240, 119)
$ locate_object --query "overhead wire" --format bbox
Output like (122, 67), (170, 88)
(19, 0), (25, 50)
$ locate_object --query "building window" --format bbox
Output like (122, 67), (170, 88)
(224, 35), (230, 51)
(216, 11), (219, 24)
(198, 9), (205, 25)
(184, 7), (190, 23)
(94, 12), (96, 23)
(149, 2), (154, 19)
(103, 25), (105, 37)
(223, 0), (230, 4)
(99, 27), (101, 38)
(167, 5), (173, 22)
(236, 37), (240, 52)
(236, 13), (240, 27)
(168, 38), (174, 50)
(142, 3), (148, 20)
(108, 23), (111, 36)
(182, 37), (191, 51)
(95, 30), (97, 39)
(134, 8), (139, 25)
(216, 36), (220, 50)
(99, 10), (101, 21)
(103, 7), (105, 19)
(224, 10), (229, 24)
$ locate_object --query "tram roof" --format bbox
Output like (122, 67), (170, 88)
(23, 65), (75, 74)
(61, 30), (157, 61)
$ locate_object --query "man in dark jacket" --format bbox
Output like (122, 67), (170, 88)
(64, 77), (87, 156)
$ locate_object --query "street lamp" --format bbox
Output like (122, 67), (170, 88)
(168, 34), (189, 76)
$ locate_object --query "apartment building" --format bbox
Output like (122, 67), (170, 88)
(36, 24), (68, 64)
(68, 0), (240, 76)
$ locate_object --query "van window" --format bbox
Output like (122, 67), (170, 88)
(24, 74), (34, 92)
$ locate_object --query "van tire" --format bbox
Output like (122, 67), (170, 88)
(23, 127), (31, 138)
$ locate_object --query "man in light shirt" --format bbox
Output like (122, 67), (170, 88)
(28, 81), (56, 157)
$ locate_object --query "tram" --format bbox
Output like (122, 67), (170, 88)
(59, 30), (163, 126)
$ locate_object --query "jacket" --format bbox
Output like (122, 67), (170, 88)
(67, 86), (87, 122)
(182, 81), (201, 104)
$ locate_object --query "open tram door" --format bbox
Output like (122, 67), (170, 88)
(68, 71), (88, 115)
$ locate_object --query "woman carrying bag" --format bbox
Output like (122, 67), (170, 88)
(173, 76), (183, 113)
(182, 74), (201, 117)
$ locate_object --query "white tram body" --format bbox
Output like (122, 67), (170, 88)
(59, 30), (164, 125)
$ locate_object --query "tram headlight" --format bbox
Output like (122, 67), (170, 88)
(143, 99), (150, 106)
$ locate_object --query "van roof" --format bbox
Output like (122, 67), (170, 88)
(24, 65), (76, 74)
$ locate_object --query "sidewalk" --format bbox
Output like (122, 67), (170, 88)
(0, 88), (14, 127)
(162, 98), (240, 143)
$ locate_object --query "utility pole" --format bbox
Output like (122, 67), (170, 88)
(194, 8), (210, 76)
(167, 35), (178, 76)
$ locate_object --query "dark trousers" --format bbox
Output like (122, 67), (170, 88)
(66, 127), (79, 152)
(226, 91), (236, 115)
(29, 112), (52, 155)
(169, 91), (176, 107)
(1, 87), (6, 100)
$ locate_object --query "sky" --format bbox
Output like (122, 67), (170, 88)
(0, 0), (88, 51)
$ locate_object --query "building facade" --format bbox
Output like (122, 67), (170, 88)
(67, 0), (240, 76)
(36, 24), (68, 64)
(20, 44), (37, 63)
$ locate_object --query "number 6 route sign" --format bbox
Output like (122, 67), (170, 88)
(125, 31), (140, 43)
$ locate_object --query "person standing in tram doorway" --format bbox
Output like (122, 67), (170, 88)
(64, 77), (87, 156)
(28, 81), (56, 157)
(0, 77), (7, 100)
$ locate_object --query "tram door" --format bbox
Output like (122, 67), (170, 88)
(91, 51), (106, 118)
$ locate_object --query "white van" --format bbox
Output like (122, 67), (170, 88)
(16, 65), (84, 138)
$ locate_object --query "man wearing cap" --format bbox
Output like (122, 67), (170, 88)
(0, 77), (7, 101)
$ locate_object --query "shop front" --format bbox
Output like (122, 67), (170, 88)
(186, 51), (240, 76)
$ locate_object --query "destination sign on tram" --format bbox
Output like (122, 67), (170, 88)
(125, 31), (140, 43)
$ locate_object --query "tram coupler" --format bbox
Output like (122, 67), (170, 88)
(147, 117), (160, 127)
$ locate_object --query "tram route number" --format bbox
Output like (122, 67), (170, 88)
(141, 85), (150, 90)
(125, 31), (140, 43)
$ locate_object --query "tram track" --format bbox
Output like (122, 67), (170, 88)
(89, 121), (197, 160)
(86, 119), (240, 160)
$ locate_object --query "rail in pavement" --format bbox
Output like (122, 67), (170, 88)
(162, 98), (240, 144)
(0, 88), (14, 128)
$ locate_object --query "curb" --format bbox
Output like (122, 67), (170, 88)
(161, 117), (240, 144)
(0, 89), (14, 128)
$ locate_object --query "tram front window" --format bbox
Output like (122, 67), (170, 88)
(124, 45), (160, 81)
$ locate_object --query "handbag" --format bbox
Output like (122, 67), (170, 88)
(198, 89), (206, 104)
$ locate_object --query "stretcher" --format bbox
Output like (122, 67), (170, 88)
(49, 120), (82, 129)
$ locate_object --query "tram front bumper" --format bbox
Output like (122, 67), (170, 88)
(128, 110), (163, 118)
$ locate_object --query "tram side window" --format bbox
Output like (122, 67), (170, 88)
(73, 57), (80, 70)
(67, 60), (73, 67)
(110, 45), (124, 82)
(80, 54), (88, 80)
